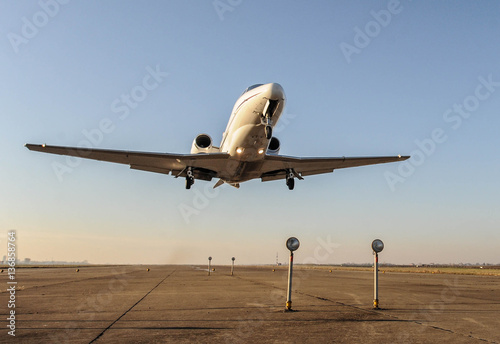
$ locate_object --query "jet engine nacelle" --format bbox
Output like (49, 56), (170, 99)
(267, 136), (280, 155)
(191, 134), (219, 154)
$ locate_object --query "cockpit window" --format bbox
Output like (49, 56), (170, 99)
(241, 84), (263, 95)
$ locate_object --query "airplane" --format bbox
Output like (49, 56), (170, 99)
(26, 83), (409, 190)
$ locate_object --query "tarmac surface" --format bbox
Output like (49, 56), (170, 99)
(0, 265), (499, 343)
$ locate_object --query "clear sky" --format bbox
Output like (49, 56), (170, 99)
(1, 1), (499, 265)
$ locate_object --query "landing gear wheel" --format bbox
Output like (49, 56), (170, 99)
(186, 167), (194, 189)
(286, 177), (295, 190)
(265, 125), (272, 140)
(185, 177), (194, 189)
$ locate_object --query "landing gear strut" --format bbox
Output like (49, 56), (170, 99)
(262, 102), (273, 140)
(265, 125), (272, 140)
(185, 167), (194, 189)
(286, 170), (295, 190)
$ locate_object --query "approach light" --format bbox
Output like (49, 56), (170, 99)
(372, 239), (384, 253)
(208, 256), (212, 276)
(286, 237), (300, 252)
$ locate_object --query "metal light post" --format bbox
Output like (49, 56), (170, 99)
(285, 237), (300, 311)
(208, 256), (212, 276)
(371, 239), (384, 309)
(231, 257), (235, 276)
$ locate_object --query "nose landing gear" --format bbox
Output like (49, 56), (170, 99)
(265, 125), (272, 140)
(262, 99), (279, 140)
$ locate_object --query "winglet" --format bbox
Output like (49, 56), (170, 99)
(25, 143), (46, 150)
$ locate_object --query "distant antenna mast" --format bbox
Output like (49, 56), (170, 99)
(276, 252), (279, 266)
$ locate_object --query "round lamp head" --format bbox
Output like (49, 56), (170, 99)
(208, 256), (212, 261)
(231, 257), (235, 261)
(286, 237), (300, 251)
(372, 239), (384, 253)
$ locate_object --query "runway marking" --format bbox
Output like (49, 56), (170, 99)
(88, 269), (176, 344)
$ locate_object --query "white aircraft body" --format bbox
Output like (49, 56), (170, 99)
(26, 83), (409, 190)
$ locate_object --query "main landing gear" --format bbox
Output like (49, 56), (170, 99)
(185, 167), (194, 189)
(286, 170), (295, 190)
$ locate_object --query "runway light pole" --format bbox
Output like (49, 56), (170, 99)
(372, 239), (384, 309)
(208, 256), (212, 276)
(285, 237), (300, 311)
(231, 257), (235, 276)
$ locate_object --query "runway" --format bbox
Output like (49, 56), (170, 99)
(1, 265), (499, 343)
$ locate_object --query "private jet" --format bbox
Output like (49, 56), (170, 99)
(26, 83), (409, 190)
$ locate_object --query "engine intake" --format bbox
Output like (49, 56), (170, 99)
(267, 136), (280, 155)
(191, 134), (219, 154)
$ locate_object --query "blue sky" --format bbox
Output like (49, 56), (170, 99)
(1, 1), (499, 265)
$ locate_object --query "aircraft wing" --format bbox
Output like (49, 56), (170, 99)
(25, 144), (230, 181)
(260, 154), (410, 181)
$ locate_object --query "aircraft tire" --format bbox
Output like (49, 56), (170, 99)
(265, 126), (272, 140)
(186, 177), (194, 189)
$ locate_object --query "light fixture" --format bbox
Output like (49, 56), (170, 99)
(285, 237), (300, 311)
(372, 239), (384, 253)
(236, 148), (243, 154)
(286, 237), (300, 252)
(258, 149), (264, 154)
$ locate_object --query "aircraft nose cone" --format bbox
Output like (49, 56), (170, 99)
(269, 83), (285, 100)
